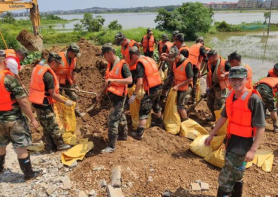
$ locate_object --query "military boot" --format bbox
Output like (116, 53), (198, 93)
(18, 155), (42, 181)
(118, 124), (128, 141)
(0, 154), (5, 173)
(231, 181), (243, 197)
(101, 133), (117, 154)
(217, 187), (231, 197)
(55, 136), (71, 151)
(131, 127), (145, 140)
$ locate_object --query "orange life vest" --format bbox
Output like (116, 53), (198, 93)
(136, 56), (162, 92)
(121, 39), (140, 70)
(254, 77), (278, 96)
(105, 59), (128, 96)
(188, 43), (202, 69)
(179, 45), (190, 54)
(226, 89), (260, 138)
(29, 64), (59, 105)
(55, 52), (76, 85)
(158, 41), (173, 55)
(173, 59), (193, 91)
(5, 49), (21, 71)
(142, 35), (155, 53)
(229, 64), (253, 90)
(207, 57), (229, 90)
(268, 68), (278, 78)
(0, 70), (17, 111)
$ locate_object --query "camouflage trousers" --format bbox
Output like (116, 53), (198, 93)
(107, 93), (128, 148)
(192, 66), (199, 100)
(218, 151), (246, 193)
(207, 85), (226, 114)
(0, 115), (32, 148)
(35, 107), (65, 151)
(177, 87), (192, 110)
(255, 84), (276, 112)
(59, 82), (78, 101)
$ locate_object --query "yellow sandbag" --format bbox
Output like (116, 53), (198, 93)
(204, 144), (226, 168)
(180, 118), (209, 140)
(256, 150), (273, 167)
(128, 86), (151, 130)
(262, 154), (274, 172)
(53, 95), (77, 145)
(159, 69), (165, 81)
(163, 89), (181, 134)
(210, 135), (225, 150)
(190, 135), (213, 158)
(195, 78), (201, 103)
(61, 139), (94, 166)
(214, 109), (228, 136)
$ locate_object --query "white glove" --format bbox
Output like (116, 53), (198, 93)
(128, 94), (136, 104)
(65, 100), (74, 106)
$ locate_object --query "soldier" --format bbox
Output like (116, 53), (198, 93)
(206, 50), (231, 121)
(55, 43), (85, 117)
(128, 47), (163, 140)
(205, 66), (265, 197)
(157, 34), (172, 57)
(0, 50), (41, 180)
(172, 30), (179, 42)
(98, 43), (132, 153)
(267, 63), (278, 77)
(174, 33), (189, 58)
(29, 53), (73, 153)
(140, 28), (157, 58)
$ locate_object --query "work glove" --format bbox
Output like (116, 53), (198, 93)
(65, 100), (74, 106)
(128, 94), (136, 104)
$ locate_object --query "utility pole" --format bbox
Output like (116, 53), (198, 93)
(267, 0), (273, 35)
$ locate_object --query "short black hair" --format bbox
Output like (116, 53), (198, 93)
(16, 49), (28, 57)
(228, 51), (241, 62)
(207, 50), (217, 58)
(196, 37), (204, 44)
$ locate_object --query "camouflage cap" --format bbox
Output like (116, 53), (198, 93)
(172, 31), (179, 37)
(147, 28), (153, 34)
(162, 34), (169, 41)
(129, 46), (140, 56)
(101, 43), (114, 55)
(0, 50), (5, 61)
(274, 63), (278, 70)
(207, 49), (217, 58)
(16, 49), (28, 57)
(115, 32), (126, 45)
(69, 43), (81, 57)
(196, 36), (204, 43)
(168, 46), (180, 58)
(175, 33), (184, 42)
(228, 66), (247, 79)
(48, 52), (62, 64)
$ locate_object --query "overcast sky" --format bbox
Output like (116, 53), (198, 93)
(37, 0), (231, 12)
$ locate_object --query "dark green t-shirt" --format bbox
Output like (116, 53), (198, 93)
(221, 93), (265, 155)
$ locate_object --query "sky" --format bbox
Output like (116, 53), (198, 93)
(37, 0), (231, 12)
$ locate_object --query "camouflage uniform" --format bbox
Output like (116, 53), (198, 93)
(206, 85), (226, 113)
(255, 84), (276, 113)
(218, 151), (245, 193)
(177, 87), (193, 110)
(0, 74), (32, 147)
(162, 70), (174, 93)
(107, 92), (128, 148)
(59, 82), (78, 101)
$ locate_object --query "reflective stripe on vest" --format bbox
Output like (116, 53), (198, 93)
(0, 70), (17, 111)
(268, 68), (278, 78)
(142, 35), (155, 53)
(254, 77), (278, 96)
(173, 59), (193, 91)
(29, 64), (59, 105)
(121, 40), (140, 70)
(55, 52), (76, 85)
(105, 59), (128, 96)
(5, 49), (21, 71)
(136, 56), (162, 92)
(226, 90), (260, 138)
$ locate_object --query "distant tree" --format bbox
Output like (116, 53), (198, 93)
(73, 23), (83, 32)
(108, 20), (122, 30)
(155, 2), (214, 40)
(1, 12), (15, 23)
(41, 14), (63, 20)
(77, 13), (105, 32)
(264, 11), (271, 24)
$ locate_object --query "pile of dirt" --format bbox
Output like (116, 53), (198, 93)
(17, 29), (37, 41)
(17, 29), (43, 51)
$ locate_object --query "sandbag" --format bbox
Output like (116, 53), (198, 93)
(204, 144), (226, 168)
(128, 86), (151, 130)
(195, 78), (201, 103)
(214, 109), (228, 136)
(180, 118), (209, 140)
(190, 135), (213, 158)
(163, 89), (181, 134)
(262, 154), (274, 172)
(210, 135), (225, 150)
(53, 96), (77, 145)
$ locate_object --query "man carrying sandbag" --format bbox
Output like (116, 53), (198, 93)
(205, 66), (265, 197)
(128, 46), (163, 140)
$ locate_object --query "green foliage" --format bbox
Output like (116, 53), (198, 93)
(41, 14), (63, 20)
(21, 52), (41, 65)
(215, 21), (240, 32)
(264, 11), (271, 23)
(74, 13), (105, 32)
(155, 2), (213, 40)
(43, 32), (81, 44)
(108, 20), (122, 30)
(0, 30), (19, 49)
(1, 12), (15, 24)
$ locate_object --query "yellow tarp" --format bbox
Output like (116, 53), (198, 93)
(128, 86), (151, 130)
(195, 78), (201, 103)
(53, 96), (77, 145)
(163, 89), (181, 135)
(61, 139), (94, 166)
(180, 119), (209, 140)
(214, 109), (228, 136)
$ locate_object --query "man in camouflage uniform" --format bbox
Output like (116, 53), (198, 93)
(29, 53), (73, 153)
(98, 43), (132, 153)
(205, 66), (265, 197)
(0, 50), (42, 181)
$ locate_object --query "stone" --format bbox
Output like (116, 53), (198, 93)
(79, 190), (87, 197)
(191, 183), (201, 191)
(98, 179), (107, 188)
(62, 176), (71, 190)
(107, 185), (124, 197)
(200, 182), (209, 191)
(162, 191), (171, 197)
(93, 166), (105, 171)
(46, 186), (57, 195)
(148, 176), (154, 182)
(89, 189), (97, 197)
(58, 163), (63, 169)
(128, 182), (133, 187)
(195, 180), (202, 183)
(40, 182), (47, 188)
(150, 169), (155, 172)
(111, 166), (121, 188)
(69, 161), (77, 168)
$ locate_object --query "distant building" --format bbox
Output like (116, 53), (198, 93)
(205, 2), (238, 9)
(266, 0), (278, 8)
(238, 0), (264, 8)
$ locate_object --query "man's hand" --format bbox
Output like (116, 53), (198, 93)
(105, 79), (113, 87)
(173, 86), (179, 91)
(204, 135), (213, 146)
(220, 73), (226, 80)
(244, 150), (256, 162)
(160, 53), (168, 61)
(74, 85), (81, 92)
(65, 100), (74, 106)
(128, 94), (136, 104)
(31, 119), (39, 130)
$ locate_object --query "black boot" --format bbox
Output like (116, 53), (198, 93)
(18, 155), (42, 181)
(217, 187), (231, 197)
(131, 127), (144, 140)
(231, 181), (243, 197)
(0, 154), (5, 173)
(118, 124), (128, 141)
(101, 133), (117, 154)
